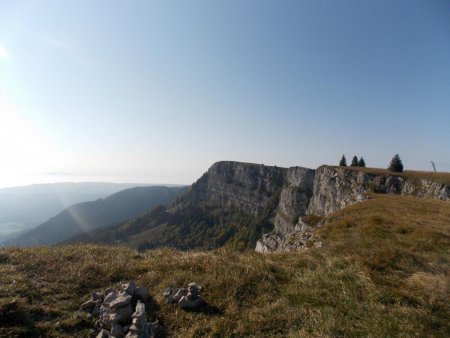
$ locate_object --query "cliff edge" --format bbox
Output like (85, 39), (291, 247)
(256, 164), (449, 252)
(69, 161), (449, 251)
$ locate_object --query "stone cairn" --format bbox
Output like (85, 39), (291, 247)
(80, 281), (162, 338)
(163, 282), (204, 310)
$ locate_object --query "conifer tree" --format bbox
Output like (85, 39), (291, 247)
(388, 154), (404, 172)
(358, 157), (366, 167)
(339, 155), (347, 166)
(351, 156), (358, 166)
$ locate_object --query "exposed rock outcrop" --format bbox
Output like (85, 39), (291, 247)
(273, 166), (315, 234)
(65, 160), (449, 253)
(177, 161), (315, 233)
(307, 166), (371, 216)
(308, 166), (450, 216)
(188, 162), (449, 242)
(255, 216), (323, 253)
(257, 165), (449, 252)
(181, 161), (287, 216)
(401, 178), (450, 200)
(170, 162), (449, 253)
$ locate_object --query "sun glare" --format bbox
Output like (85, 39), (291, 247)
(0, 44), (10, 61)
(0, 98), (61, 187)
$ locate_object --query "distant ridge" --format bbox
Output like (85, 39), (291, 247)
(0, 182), (150, 240)
(2, 185), (187, 246)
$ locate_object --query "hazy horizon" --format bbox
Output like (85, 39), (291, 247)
(1, 0), (449, 189)
(0, 174), (189, 189)
(1, 161), (450, 190)
(0, 180), (185, 190)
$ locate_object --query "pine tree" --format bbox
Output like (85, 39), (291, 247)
(388, 154), (404, 172)
(358, 157), (366, 167)
(339, 155), (347, 166)
(351, 156), (358, 166)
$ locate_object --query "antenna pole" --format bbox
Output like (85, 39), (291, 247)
(431, 161), (437, 173)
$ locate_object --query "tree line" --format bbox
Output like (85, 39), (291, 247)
(339, 154), (404, 173)
(339, 155), (366, 167)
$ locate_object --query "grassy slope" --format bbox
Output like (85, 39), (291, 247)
(331, 166), (450, 185)
(0, 194), (449, 337)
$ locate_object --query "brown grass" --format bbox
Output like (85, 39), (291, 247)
(0, 194), (449, 337)
(330, 165), (450, 184)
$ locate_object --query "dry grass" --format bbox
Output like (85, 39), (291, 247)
(331, 165), (450, 184)
(0, 194), (449, 337)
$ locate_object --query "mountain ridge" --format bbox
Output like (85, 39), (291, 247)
(0, 182), (154, 241)
(68, 161), (450, 250)
(2, 185), (187, 247)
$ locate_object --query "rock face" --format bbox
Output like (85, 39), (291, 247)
(80, 281), (161, 338)
(183, 161), (287, 215)
(256, 165), (449, 252)
(307, 166), (371, 216)
(70, 160), (449, 252)
(255, 233), (285, 253)
(175, 162), (449, 253)
(273, 166), (315, 234)
(186, 162), (449, 236)
(179, 162), (315, 232)
(308, 166), (450, 216)
(401, 178), (450, 200)
(255, 216), (323, 253)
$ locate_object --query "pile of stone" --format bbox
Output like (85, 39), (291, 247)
(163, 282), (204, 310)
(80, 281), (162, 338)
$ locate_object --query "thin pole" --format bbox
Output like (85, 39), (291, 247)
(431, 161), (437, 173)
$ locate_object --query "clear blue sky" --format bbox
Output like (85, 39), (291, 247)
(0, 0), (449, 187)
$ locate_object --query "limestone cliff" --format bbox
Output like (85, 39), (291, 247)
(273, 166), (315, 234)
(308, 166), (450, 216)
(256, 165), (449, 253)
(180, 161), (287, 215)
(69, 161), (449, 251)
(177, 161), (315, 234)
(186, 162), (449, 237)
(177, 161), (450, 253)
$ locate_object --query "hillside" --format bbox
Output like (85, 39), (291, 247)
(0, 182), (146, 241)
(70, 161), (450, 251)
(0, 194), (449, 337)
(3, 186), (187, 247)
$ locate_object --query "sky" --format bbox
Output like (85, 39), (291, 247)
(0, 0), (449, 188)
